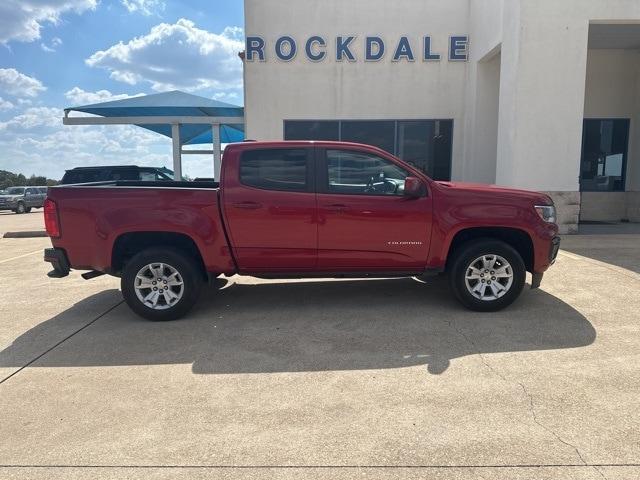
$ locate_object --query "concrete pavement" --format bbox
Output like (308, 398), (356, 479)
(0, 210), (45, 237)
(0, 226), (639, 479)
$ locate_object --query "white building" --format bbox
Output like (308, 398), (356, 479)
(242, 0), (640, 233)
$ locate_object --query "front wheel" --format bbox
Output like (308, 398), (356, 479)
(448, 239), (526, 312)
(15, 202), (25, 214)
(121, 248), (203, 321)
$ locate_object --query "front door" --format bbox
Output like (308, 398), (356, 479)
(316, 147), (432, 271)
(222, 146), (317, 271)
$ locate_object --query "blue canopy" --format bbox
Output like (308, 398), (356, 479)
(65, 90), (244, 144)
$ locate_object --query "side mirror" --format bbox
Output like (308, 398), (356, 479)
(404, 176), (425, 198)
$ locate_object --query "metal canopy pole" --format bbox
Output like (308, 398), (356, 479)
(212, 123), (221, 180)
(171, 123), (182, 181)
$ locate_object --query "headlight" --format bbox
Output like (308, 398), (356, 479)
(534, 205), (556, 223)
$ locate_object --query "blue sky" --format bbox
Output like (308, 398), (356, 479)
(0, 0), (244, 180)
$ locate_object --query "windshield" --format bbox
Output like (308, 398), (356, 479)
(6, 187), (25, 195)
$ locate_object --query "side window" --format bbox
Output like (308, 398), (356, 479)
(25, 188), (34, 195)
(112, 169), (139, 181)
(325, 149), (409, 196)
(240, 148), (309, 192)
(39, 187), (48, 194)
(139, 171), (156, 181)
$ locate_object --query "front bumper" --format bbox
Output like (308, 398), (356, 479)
(44, 247), (70, 278)
(549, 236), (561, 264)
(531, 236), (561, 289)
(0, 201), (18, 210)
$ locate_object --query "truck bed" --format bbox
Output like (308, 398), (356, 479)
(46, 181), (234, 275)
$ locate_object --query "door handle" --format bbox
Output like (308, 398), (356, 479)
(323, 203), (348, 213)
(231, 201), (262, 210)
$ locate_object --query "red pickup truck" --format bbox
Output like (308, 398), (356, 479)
(44, 141), (560, 320)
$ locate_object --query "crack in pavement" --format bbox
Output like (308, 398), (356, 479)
(444, 316), (607, 479)
(0, 300), (124, 385)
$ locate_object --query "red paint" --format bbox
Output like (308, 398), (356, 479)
(43, 198), (60, 238)
(47, 141), (559, 278)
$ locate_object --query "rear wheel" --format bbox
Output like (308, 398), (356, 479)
(448, 239), (525, 311)
(24, 207), (32, 213)
(121, 247), (203, 321)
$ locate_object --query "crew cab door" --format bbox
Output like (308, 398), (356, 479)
(222, 146), (317, 271)
(316, 147), (432, 271)
(24, 187), (39, 207)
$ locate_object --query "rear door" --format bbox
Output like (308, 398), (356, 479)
(222, 147), (317, 271)
(316, 147), (432, 271)
(24, 188), (38, 207)
(37, 187), (47, 206)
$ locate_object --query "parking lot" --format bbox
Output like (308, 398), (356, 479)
(0, 211), (639, 479)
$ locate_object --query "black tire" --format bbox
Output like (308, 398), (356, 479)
(121, 247), (203, 321)
(448, 239), (526, 312)
(15, 202), (25, 214)
(24, 207), (32, 213)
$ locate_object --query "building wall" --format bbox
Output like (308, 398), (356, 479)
(460, 0), (503, 184)
(581, 49), (640, 221)
(584, 49), (640, 191)
(244, 0), (470, 174)
(493, 0), (640, 192)
(243, 0), (640, 231)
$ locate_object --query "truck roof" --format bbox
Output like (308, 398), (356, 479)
(65, 165), (164, 171)
(225, 140), (392, 154)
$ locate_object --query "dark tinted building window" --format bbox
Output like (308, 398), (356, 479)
(340, 120), (395, 154)
(397, 120), (452, 180)
(580, 119), (629, 192)
(283, 119), (453, 180)
(240, 148), (308, 192)
(284, 121), (339, 141)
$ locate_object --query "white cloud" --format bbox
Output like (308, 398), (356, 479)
(41, 36), (63, 52)
(86, 19), (244, 93)
(64, 87), (145, 105)
(0, 103), (178, 179)
(0, 1), (96, 44)
(0, 97), (14, 110)
(0, 68), (46, 98)
(121, 0), (165, 16)
(0, 107), (61, 131)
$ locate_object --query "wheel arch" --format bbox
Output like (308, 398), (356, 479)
(111, 231), (207, 279)
(445, 227), (534, 272)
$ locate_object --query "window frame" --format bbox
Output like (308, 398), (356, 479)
(315, 147), (426, 197)
(238, 146), (315, 194)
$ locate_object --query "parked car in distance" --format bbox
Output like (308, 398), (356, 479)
(0, 186), (47, 213)
(60, 165), (175, 184)
(44, 141), (560, 320)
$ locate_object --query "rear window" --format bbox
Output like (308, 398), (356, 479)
(239, 148), (309, 192)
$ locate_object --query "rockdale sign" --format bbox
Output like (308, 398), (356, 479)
(245, 35), (469, 62)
